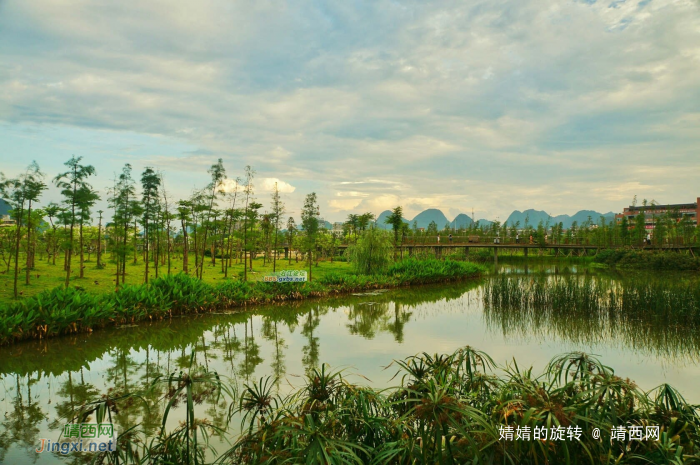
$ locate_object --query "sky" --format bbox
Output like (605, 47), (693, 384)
(1, 0), (699, 223)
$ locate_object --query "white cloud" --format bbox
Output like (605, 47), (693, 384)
(329, 198), (362, 211)
(1, 0), (699, 221)
(219, 178), (241, 194)
(261, 178), (295, 193)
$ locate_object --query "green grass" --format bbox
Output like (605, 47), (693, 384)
(0, 258), (484, 345)
(0, 253), (352, 303)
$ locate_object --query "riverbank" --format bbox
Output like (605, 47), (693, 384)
(0, 258), (484, 345)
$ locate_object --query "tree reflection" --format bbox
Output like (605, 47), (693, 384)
(0, 374), (46, 463)
(239, 316), (263, 382)
(302, 306), (320, 373)
(262, 318), (287, 388)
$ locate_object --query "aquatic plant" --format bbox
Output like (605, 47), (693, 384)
(81, 348), (700, 464)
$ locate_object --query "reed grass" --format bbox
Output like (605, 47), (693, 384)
(483, 274), (700, 325)
(483, 275), (700, 361)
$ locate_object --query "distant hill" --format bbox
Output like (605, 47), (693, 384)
(505, 209), (552, 228)
(0, 199), (11, 216)
(298, 219), (333, 231)
(564, 210), (615, 227)
(504, 209), (614, 229)
(450, 214), (474, 229)
(376, 210), (410, 230)
(365, 207), (617, 232)
(412, 209), (451, 230)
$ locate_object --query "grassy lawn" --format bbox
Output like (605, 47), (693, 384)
(0, 254), (353, 304)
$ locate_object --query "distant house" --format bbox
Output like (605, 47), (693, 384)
(0, 215), (15, 228)
(331, 222), (345, 237)
(615, 197), (699, 230)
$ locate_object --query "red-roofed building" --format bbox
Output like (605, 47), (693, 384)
(615, 197), (699, 230)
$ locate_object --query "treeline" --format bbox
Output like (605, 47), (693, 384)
(0, 158), (333, 299)
(379, 210), (699, 248)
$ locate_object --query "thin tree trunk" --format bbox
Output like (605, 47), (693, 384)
(133, 219), (138, 265)
(65, 171), (77, 288)
(144, 215), (149, 284)
(166, 219), (171, 275)
(96, 214), (102, 268)
(52, 226), (57, 265)
(122, 198), (129, 285)
(13, 203), (24, 298)
(24, 200), (32, 285)
(79, 221), (84, 278)
(155, 211), (160, 279)
(308, 243), (312, 281)
(273, 228), (279, 273)
(182, 219), (189, 274)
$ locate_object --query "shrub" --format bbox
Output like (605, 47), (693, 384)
(347, 227), (393, 275)
(593, 250), (700, 271)
(387, 258), (484, 284)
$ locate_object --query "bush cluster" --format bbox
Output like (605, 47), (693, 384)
(594, 249), (700, 271)
(0, 259), (484, 345)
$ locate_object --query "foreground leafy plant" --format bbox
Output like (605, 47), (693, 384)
(87, 348), (700, 464)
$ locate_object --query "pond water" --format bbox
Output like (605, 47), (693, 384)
(1, 262), (699, 464)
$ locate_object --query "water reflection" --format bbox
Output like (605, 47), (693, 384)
(1, 269), (699, 464)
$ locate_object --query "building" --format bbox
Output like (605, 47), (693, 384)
(0, 215), (15, 228)
(615, 197), (699, 230)
(330, 222), (345, 237)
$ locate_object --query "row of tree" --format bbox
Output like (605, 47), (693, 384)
(372, 205), (699, 249)
(0, 158), (328, 298)
(2, 158), (699, 299)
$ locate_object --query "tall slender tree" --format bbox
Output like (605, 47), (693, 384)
(301, 193), (320, 280)
(110, 164), (136, 286)
(242, 166), (255, 282)
(0, 162), (46, 297)
(198, 159), (226, 279)
(54, 156), (96, 287)
(159, 172), (173, 276)
(223, 178), (240, 278)
(287, 217), (296, 265)
(271, 182), (286, 273)
(385, 206), (404, 259)
(22, 164), (47, 285)
(140, 168), (161, 284)
(44, 202), (62, 265)
(75, 185), (100, 278)
(96, 210), (104, 268)
(177, 200), (192, 274)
